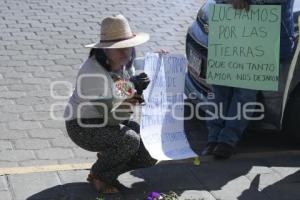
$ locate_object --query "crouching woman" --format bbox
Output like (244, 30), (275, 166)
(64, 15), (157, 193)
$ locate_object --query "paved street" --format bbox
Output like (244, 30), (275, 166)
(1, 0), (300, 199)
(1, 153), (300, 200)
(0, 0), (200, 167)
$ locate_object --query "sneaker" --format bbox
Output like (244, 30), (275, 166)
(201, 142), (218, 156)
(213, 142), (235, 159)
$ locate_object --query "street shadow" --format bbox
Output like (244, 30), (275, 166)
(26, 154), (300, 200)
(238, 170), (300, 200)
(127, 154), (300, 199)
(26, 181), (145, 200)
(26, 182), (99, 200)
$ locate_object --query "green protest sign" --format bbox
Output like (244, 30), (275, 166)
(207, 4), (281, 91)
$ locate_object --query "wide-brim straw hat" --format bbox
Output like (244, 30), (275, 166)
(85, 14), (149, 49)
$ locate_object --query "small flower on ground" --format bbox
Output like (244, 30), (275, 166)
(147, 191), (162, 200)
(96, 196), (104, 200)
(147, 191), (179, 200)
(193, 157), (201, 166)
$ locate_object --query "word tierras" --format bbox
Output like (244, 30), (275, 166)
(210, 43), (264, 57)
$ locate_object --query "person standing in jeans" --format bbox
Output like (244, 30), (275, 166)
(202, 0), (296, 159)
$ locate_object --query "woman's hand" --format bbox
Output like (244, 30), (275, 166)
(228, 0), (250, 11)
(115, 93), (142, 112)
(124, 93), (143, 106)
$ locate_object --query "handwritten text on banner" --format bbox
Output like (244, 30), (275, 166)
(140, 53), (197, 160)
(207, 4), (281, 91)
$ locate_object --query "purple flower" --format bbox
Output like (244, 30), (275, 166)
(147, 192), (161, 200)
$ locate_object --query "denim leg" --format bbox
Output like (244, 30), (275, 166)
(207, 85), (233, 143)
(218, 88), (258, 146)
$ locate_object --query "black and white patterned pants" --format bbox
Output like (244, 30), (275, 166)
(65, 118), (157, 184)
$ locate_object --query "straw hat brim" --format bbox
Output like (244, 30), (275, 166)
(85, 32), (149, 49)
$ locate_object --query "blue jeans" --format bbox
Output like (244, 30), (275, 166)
(207, 85), (258, 147)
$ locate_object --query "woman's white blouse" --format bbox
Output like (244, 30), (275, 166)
(64, 56), (135, 124)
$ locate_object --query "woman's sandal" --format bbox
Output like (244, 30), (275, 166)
(87, 173), (119, 194)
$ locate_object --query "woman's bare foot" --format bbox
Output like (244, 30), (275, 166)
(92, 179), (119, 194)
(87, 173), (119, 194)
(87, 174), (119, 194)
(92, 179), (106, 191)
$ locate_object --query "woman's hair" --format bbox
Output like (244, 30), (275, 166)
(88, 48), (136, 71)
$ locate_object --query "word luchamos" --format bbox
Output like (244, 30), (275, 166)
(211, 5), (280, 23)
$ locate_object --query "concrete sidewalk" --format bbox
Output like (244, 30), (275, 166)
(1, 152), (300, 200)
